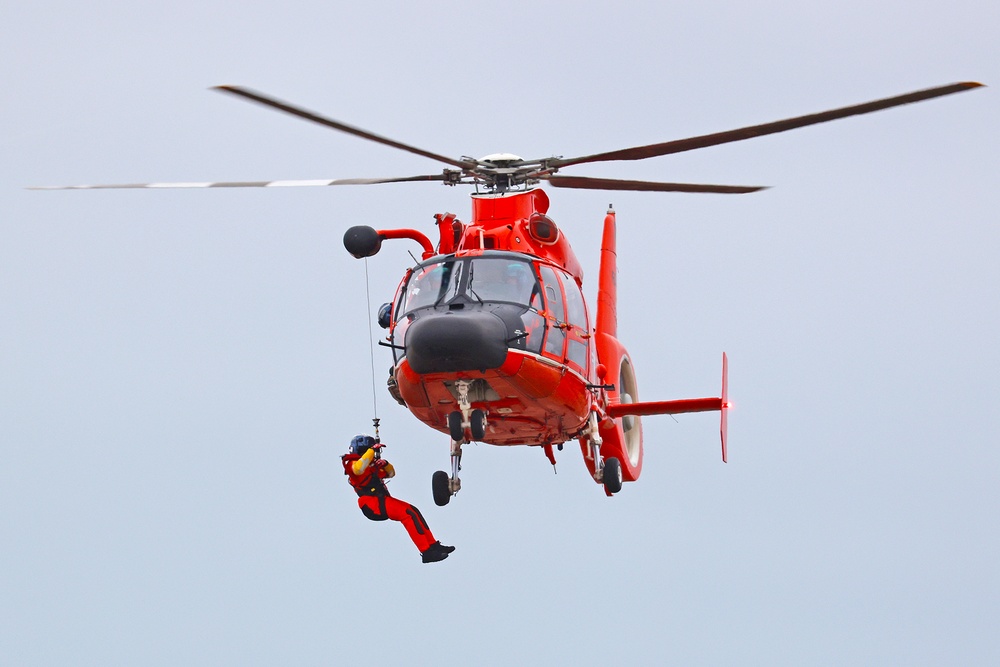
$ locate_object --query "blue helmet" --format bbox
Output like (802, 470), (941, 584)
(350, 434), (376, 455)
(377, 302), (392, 329)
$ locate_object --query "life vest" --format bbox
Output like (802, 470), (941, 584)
(342, 453), (389, 498)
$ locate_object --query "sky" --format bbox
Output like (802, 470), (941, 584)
(3, 1), (998, 664)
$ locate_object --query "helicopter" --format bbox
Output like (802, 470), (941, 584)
(34, 81), (983, 504)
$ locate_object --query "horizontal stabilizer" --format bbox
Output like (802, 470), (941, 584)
(607, 397), (723, 417)
(607, 353), (730, 462)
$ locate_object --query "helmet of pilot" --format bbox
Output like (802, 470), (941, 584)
(504, 262), (532, 290)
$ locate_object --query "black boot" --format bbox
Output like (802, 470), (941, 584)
(421, 541), (455, 563)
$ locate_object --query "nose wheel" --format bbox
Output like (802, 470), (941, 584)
(469, 409), (486, 440)
(447, 406), (487, 443)
(432, 470), (452, 506)
(448, 411), (464, 442)
(432, 436), (463, 506)
(436, 382), (488, 506)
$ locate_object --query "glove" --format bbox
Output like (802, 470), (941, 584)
(370, 442), (385, 451)
(374, 458), (389, 469)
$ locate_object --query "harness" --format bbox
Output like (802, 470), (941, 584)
(343, 453), (391, 522)
(342, 453), (389, 497)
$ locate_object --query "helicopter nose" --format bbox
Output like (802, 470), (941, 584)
(404, 311), (509, 374)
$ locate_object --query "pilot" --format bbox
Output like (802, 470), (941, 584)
(406, 263), (447, 310)
(342, 434), (455, 563)
(499, 261), (536, 303)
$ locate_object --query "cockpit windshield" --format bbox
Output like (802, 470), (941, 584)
(467, 258), (540, 307)
(400, 256), (541, 314)
(402, 260), (463, 313)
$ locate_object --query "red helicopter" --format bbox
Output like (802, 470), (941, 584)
(36, 81), (982, 504)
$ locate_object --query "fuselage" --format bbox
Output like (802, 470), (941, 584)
(385, 189), (597, 446)
(390, 250), (594, 446)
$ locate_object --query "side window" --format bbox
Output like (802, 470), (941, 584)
(391, 315), (411, 365)
(561, 271), (587, 331)
(390, 271), (411, 364)
(539, 266), (565, 323)
(560, 271), (589, 373)
(529, 271), (543, 311)
(539, 266), (566, 358)
(392, 270), (410, 324)
(521, 311), (545, 354)
(567, 339), (587, 369)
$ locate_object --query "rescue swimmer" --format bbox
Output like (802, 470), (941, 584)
(342, 434), (455, 563)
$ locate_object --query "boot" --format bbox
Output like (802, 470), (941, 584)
(421, 541), (455, 563)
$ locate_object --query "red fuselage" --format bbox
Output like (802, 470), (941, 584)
(387, 188), (599, 448)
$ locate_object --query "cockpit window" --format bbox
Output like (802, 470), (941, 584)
(467, 258), (540, 307)
(400, 256), (542, 316)
(402, 260), (463, 313)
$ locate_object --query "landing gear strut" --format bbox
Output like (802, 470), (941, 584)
(583, 409), (622, 496)
(432, 436), (462, 506)
(434, 380), (487, 505)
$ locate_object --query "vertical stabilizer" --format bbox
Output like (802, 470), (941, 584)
(721, 351), (729, 463)
(596, 207), (617, 338)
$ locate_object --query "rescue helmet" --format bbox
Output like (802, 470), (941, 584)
(350, 434), (376, 455)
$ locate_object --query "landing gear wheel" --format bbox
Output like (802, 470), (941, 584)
(603, 457), (623, 495)
(470, 409), (486, 441)
(432, 470), (451, 506)
(447, 411), (464, 442)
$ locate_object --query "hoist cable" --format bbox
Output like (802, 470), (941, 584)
(363, 257), (379, 423)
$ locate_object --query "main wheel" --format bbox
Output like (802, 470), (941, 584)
(603, 457), (623, 495)
(470, 409), (486, 441)
(447, 411), (464, 442)
(432, 470), (451, 506)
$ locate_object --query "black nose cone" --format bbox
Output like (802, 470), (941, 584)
(405, 311), (508, 374)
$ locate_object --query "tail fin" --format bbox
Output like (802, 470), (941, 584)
(595, 207), (617, 338)
(720, 352), (729, 462)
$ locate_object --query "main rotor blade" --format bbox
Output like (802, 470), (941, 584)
(554, 81), (984, 168)
(28, 174), (450, 190)
(542, 175), (767, 194)
(214, 85), (473, 170)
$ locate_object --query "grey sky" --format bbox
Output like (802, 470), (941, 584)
(3, 1), (998, 664)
